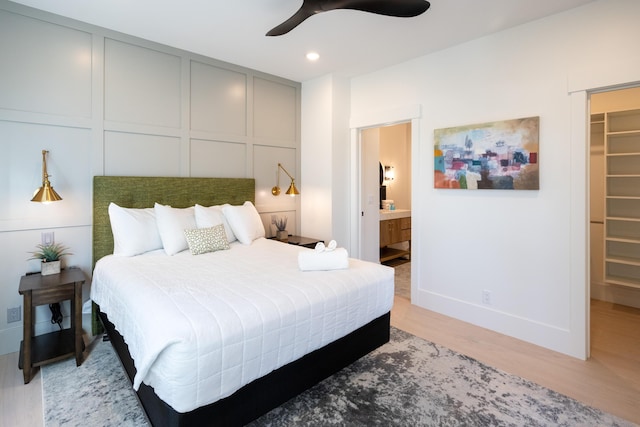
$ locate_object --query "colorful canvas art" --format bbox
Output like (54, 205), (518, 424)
(434, 117), (539, 190)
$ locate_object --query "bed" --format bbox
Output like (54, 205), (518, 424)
(90, 176), (394, 427)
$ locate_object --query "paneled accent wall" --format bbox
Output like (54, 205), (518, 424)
(190, 61), (247, 136)
(104, 39), (183, 128)
(0, 2), (301, 355)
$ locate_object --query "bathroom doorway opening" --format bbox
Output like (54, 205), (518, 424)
(359, 121), (412, 300)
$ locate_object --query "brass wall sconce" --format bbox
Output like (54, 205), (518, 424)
(31, 150), (62, 203)
(271, 162), (299, 196)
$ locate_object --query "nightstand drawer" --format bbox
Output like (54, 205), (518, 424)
(31, 284), (74, 305)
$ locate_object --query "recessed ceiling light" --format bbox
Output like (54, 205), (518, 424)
(306, 52), (320, 61)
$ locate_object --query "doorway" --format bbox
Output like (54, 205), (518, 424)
(589, 86), (640, 327)
(590, 86), (640, 305)
(349, 105), (420, 302)
(358, 121), (413, 300)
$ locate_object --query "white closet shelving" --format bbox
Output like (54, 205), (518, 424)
(604, 108), (640, 288)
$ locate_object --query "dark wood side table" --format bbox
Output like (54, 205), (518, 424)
(18, 268), (85, 384)
(285, 235), (324, 249)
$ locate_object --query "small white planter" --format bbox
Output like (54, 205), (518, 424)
(41, 260), (61, 276)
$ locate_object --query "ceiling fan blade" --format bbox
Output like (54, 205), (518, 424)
(267, 0), (431, 36)
(327, 0), (431, 17)
(266, 2), (318, 36)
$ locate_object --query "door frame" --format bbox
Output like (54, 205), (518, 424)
(349, 105), (421, 293)
(570, 76), (640, 359)
(357, 126), (382, 263)
(584, 83), (640, 358)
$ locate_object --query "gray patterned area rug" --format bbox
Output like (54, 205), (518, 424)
(42, 328), (635, 427)
(42, 338), (148, 427)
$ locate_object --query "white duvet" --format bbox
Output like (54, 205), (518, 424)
(90, 237), (394, 413)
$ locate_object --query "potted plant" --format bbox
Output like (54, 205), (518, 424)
(274, 216), (288, 241)
(29, 243), (72, 276)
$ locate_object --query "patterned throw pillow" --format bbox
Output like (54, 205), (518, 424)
(183, 224), (230, 255)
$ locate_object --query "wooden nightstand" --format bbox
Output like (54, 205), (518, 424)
(285, 235), (324, 249)
(18, 268), (85, 384)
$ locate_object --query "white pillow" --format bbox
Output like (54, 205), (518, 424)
(222, 201), (265, 245)
(194, 204), (236, 243)
(154, 203), (197, 255)
(108, 203), (163, 257)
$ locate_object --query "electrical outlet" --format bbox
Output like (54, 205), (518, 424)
(7, 306), (21, 323)
(482, 290), (492, 305)
(42, 231), (54, 246)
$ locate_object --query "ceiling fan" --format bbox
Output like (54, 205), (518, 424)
(266, 0), (431, 36)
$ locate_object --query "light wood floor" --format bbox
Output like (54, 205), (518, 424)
(1, 297), (638, 426)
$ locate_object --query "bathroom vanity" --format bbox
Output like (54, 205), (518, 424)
(379, 209), (411, 263)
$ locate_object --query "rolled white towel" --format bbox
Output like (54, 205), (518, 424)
(325, 240), (337, 251)
(298, 247), (349, 271)
(314, 241), (325, 252)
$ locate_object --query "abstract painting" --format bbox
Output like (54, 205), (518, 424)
(434, 116), (539, 190)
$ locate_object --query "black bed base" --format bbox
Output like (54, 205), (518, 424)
(99, 311), (391, 427)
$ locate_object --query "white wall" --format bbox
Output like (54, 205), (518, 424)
(301, 76), (333, 242)
(330, 75), (352, 248)
(346, 0), (640, 359)
(300, 74), (351, 246)
(0, 2), (301, 355)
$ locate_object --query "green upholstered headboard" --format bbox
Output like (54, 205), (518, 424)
(92, 176), (255, 268)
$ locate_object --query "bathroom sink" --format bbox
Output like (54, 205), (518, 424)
(379, 209), (411, 220)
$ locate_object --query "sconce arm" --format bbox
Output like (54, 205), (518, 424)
(278, 163), (295, 180)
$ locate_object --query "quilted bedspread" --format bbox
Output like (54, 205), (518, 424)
(90, 238), (394, 412)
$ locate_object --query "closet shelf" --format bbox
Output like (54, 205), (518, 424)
(604, 276), (640, 289)
(606, 237), (640, 245)
(607, 130), (640, 136)
(606, 216), (640, 222)
(605, 256), (640, 266)
(606, 152), (640, 157)
(605, 196), (640, 200)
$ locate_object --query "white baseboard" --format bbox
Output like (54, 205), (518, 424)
(591, 281), (640, 309)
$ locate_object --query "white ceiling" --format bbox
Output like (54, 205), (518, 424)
(9, 0), (596, 82)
